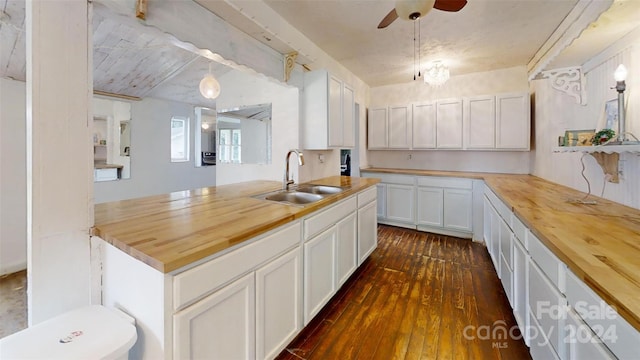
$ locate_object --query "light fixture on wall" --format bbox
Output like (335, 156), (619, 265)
(611, 64), (639, 145)
(424, 61), (450, 86)
(199, 63), (221, 100)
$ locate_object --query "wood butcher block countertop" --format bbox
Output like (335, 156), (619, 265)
(362, 167), (640, 332)
(92, 176), (379, 274)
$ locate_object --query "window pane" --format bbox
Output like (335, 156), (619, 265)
(171, 117), (189, 162)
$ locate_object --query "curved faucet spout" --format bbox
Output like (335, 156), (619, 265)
(284, 149), (304, 190)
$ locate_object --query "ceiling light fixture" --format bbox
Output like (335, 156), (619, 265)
(199, 63), (221, 100)
(424, 61), (450, 86)
(201, 123), (210, 130)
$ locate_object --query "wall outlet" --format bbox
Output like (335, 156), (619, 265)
(619, 159), (626, 179)
(318, 154), (325, 163)
(407, 153), (412, 160)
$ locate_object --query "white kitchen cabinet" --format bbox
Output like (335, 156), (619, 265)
(416, 186), (443, 227)
(358, 200), (377, 265)
(256, 248), (302, 360)
(465, 95), (495, 149)
(304, 226), (336, 324)
(443, 188), (473, 232)
(436, 98), (463, 149)
(174, 273), (255, 360)
(368, 107), (388, 149)
(565, 308), (616, 360)
(302, 69), (355, 149)
(336, 212), (357, 287)
(94, 167), (118, 182)
(386, 184), (415, 226)
(342, 85), (355, 148)
(388, 105), (412, 149)
(496, 92), (530, 150)
(375, 183), (386, 219)
(412, 102), (437, 149)
(512, 234), (529, 339)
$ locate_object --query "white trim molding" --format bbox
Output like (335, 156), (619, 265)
(540, 67), (587, 105)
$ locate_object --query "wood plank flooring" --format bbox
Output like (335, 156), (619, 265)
(277, 225), (531, 360)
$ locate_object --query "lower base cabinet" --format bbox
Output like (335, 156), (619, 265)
(174, 273), (256, 359)
(358, 200), (377, 265)
(304, 226), (337, 324)
(336, 213), (358, 287)
(256, 248), (302, 360)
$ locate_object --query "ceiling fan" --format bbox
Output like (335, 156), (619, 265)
(378, 0), (468, 28)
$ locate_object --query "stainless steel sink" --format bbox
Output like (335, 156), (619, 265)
(253, 190), (324, 206)
(296, 185), (344, 195)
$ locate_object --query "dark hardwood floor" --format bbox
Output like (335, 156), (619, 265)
(277, 225), (531, 360)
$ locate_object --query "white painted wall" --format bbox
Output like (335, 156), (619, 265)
(215, 70), (299, 186)
(531, 39), (640, 209)
(366, 66), (531, 173)
(94, 97), (217, 203)
(0, 78), (27, 275)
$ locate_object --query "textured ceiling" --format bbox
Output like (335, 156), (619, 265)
(262, 0), (581, 86)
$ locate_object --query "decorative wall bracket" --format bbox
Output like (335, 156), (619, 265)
(540, 67), (586, 105)
(284, 51), (298, 83)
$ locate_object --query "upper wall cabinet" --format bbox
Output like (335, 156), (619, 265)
(464, 92), (530, 150)
(368, 91), (530, 151)
(302, 70), (355, 150)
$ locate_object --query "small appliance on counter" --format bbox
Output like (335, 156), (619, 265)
(201, 152), (216, 166)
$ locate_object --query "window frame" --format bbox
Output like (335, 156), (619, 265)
(170, 116), (190, 162)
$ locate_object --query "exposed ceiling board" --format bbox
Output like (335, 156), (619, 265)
(0, 0), (26, 81)
(546, 0), (640, 70)
(262, 0), (581, 86)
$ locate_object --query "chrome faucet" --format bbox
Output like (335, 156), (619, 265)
(284, 149), (304, 190)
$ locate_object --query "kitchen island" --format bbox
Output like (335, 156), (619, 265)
(91, 176), (379, 359)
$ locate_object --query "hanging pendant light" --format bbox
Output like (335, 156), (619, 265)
(199, 63), (221, 100)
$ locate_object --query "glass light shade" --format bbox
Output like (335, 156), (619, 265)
(201, 123), (210, 130)
(614, 64), (628, 82)
(199, 74), (221, 99)
(424, 62), (450, 86)
(395, 0), (435, 20)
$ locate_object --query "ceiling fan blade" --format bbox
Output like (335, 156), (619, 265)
(433, 0), (467, 12)
(377, 8), (398, 29)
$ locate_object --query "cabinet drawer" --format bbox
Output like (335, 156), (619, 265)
(416, 176), (472, 189)
(484, 188), (511, 225)
(565, 307), (615, 360)
(94, 168), (118, 182)
(565, 270), (640, 359)
(529, 308), (561, 360)
(173, 221), (301, 311)
(529, 260), (566, 358)
(511, 214), (528, 249)
(357, 186), (377, 207)
(529, 231), (565, 293)
(304, 197), (357, 240)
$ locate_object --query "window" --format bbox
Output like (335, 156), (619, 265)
(171, 117), (190, 162)
(219, 128), (241, 163)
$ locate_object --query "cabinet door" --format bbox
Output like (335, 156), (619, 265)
(483, 197), (492, 248)
(513, 237), (529, 342)
(466, 95), (495, 149)
(303, 227), (336, 324)
(529, 260), (566, 359)
(388, 105), (411, 149)
(416, 186), (443, 227)
(565, 308), (616, 360)
(376, 183), (386, 219)
(328, 75), (343, 147)
(358, 200), (377, 265)
(368, 107), (388, 149)
(256, 248), (302, 360)
(336, 212), (358, 287)
(489, 203), (500, 272)
(342, 84), (355, 148)
(443, 188), (472, 232)
(496, 92), (530, 150)
(436, 99), (463, 148)
(174, 273), (255, 360)
(386, 184), (415, 224)
(412, 102), (436, 149)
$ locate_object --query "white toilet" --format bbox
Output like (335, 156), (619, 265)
(0, 305), (137, 360)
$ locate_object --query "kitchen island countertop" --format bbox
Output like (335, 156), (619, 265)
(92, 176), (379, 273)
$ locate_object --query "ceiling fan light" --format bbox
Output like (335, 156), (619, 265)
(199, 74), (221, 100)
(395, 0), (436, 21)
(424, 62), (450, 86)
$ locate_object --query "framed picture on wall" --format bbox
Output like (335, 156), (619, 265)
(605, 99), (618, 131)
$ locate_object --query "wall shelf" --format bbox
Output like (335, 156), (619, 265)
(553, 145), (640, 154)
